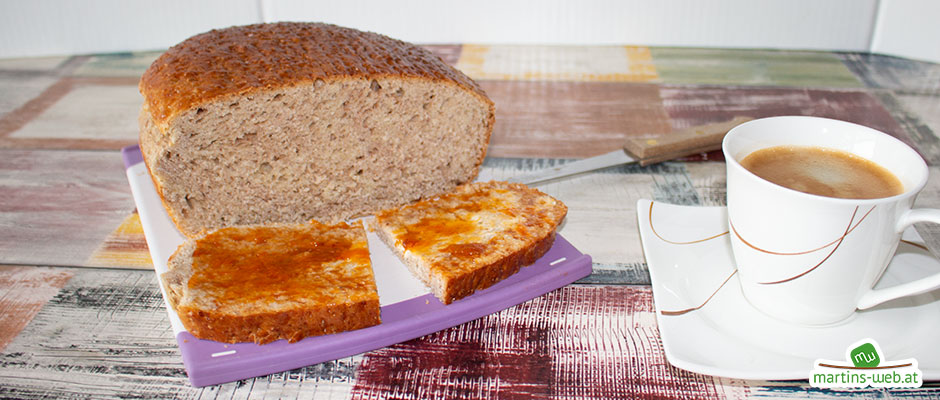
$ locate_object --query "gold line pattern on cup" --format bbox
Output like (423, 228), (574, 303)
(901, 239), (929, 252)
(758, 207), (857, 285)
(729, 205), (876, 256)
(660, 270), (738, 316)
(648, 202), (729, 245)
(730, 205), (875, 285)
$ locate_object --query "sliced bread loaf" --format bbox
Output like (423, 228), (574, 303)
(162, 220), (380, 344)
(139, 22), (495, 237)
(373, 181), (567, 304)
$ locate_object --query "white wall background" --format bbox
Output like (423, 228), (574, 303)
(0, 0), (938, 63)
(870, 0), (940, 63)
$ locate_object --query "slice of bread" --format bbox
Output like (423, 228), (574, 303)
(139, 22), (494, 237)
(162, 220), (380, 344)
(373, 181), (567, 304)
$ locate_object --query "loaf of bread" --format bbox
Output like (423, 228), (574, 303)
(374, 181), (567, 304)
(139, 22), (495, 237)
(161, 220), (381, 344)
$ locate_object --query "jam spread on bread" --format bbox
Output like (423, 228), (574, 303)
(187, 221), (372, 307)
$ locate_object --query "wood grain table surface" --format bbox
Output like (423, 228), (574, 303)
(2, 44), (940, 399)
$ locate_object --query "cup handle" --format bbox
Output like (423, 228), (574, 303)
(857, 208), (940, 310)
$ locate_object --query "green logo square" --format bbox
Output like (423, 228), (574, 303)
(850, 342), (880, 368)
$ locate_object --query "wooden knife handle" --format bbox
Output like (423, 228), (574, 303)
(623, 116), (754, 166)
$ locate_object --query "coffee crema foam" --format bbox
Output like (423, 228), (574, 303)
(739, 145), (904, 199)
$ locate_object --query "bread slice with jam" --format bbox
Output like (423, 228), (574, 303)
(161, 220), (380, 344)
(374, 181), (567, 304)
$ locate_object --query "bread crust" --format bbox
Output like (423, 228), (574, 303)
(177, 298), (381, 344)
(139, 22), (494, 130)
(441, 231), (557, 304)
(374, 181), (567, 304)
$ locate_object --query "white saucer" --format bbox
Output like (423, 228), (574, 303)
(636, 199), (940, 380)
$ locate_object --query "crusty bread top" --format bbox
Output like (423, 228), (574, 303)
(139, 22), (492, 127)
(374, 181), (567, 281)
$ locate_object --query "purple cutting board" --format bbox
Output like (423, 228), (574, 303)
(122, 145), (593, 387)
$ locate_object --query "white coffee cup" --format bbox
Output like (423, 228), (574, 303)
(723, 116), (940, 325)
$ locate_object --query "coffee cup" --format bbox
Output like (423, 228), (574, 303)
(723, 116), (940, 325)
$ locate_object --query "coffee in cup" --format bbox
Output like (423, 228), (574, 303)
(739, 145), (904, 200)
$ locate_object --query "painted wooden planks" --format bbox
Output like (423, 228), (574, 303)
(881, 91), (940, 165)
(0, 268), (192, 399)
(351, 285), (742, 399)
(0, 265), (73, 352)
(84, 211), (153, 269)
(481, 81), (672, 158)
(457, 44), (659, 82)
(0, 149), (137, 268)
(0, 77), (141, 151)
(658, 85), (919, 153)
(840, 53), (940, 93)
(651, 47), (863, 87)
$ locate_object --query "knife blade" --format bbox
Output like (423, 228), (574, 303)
(506, 116), (753, 184)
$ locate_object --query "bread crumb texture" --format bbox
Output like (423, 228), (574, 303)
(162, 220), (381, 344)
(375, 181), (567, 304)
(139, 22), (494, 237)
